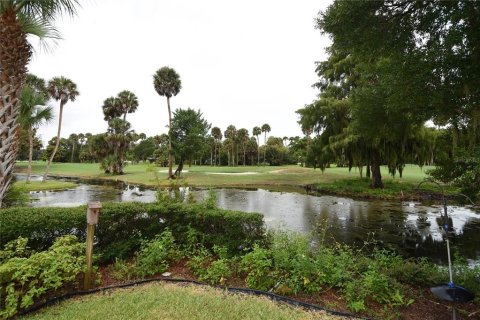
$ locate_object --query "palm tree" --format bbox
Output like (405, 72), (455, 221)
(115, 90), (139, 166)
(211, 127), (222, 166)
(252, 126), (261, 165)
(237, 128), (249, 166)
(68, 133), (78, 163)
(261, 123), (271, 165)
(102, 97), (120, 120)
(43, 76), (79, 181)
(19, 86), (53, 183)
(153, 67), (182, 178)
(0, 0), (79, 205)
(117, 90), (139, 122)
(224, 125), (237, 166)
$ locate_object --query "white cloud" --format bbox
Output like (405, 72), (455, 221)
(28, 0), (332, 144)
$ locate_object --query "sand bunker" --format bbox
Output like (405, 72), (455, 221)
(205, 172), (259, 175)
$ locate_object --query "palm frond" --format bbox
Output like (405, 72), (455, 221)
(15, 0), (80, 21)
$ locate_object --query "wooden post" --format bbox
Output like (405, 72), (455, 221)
(84, 201), (101, 290)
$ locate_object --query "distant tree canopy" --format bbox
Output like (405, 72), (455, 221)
(170, 108), (211, 176)
(297, 0), (479, 189)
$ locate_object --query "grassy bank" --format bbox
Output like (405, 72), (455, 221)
(23, 283), (338, 320)
(14, 162), (442, 199)
(13, 181), (77, 192)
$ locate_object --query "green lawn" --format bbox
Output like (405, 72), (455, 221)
(14, 161), (438, 198)
(13, 181), (77, 192)
(23, 283), (342, 320)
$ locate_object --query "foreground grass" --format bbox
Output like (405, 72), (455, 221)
(23, 283), (341, 320)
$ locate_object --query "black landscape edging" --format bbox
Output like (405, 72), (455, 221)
(19, 277), (372, 319)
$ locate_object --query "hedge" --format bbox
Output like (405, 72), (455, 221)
(0, 202), (265, 262)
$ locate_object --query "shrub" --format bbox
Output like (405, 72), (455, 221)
(240, 244), (275, 291)
(0, 202), (265, 263)
(135, 229), (179, 277)
(0, 236), (85, 318)
(188, 245), (233, 285)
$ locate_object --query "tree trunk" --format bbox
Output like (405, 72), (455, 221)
(167, 96), (174, 179)
(370, 152), (384, 189)
(70, 142), (75, 163)
(243, 144), (246, 166)
(366, 164), (371, 178)
(0, 8), (31, 206)
(43, 102), (65, 182)
(27, 127), (33, 183)
(118, 142), (124, 174)
(263, 133), (267, 165)
(174, 158), (184, 177)
(214, 143), (217, 166)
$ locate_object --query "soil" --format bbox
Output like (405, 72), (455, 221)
(94, 260), (480, 320)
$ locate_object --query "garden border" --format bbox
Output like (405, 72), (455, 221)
(19, 277), (372, 320)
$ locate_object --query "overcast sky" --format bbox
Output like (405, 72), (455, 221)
(28, 0), (332, 144)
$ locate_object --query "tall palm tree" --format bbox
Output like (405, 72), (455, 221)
(19, 85), (53, 183)
(252, 126), (261, 165)
(237, 128), (249, 166)
(102, 96), (120, 120)
(261, 123), (271, 165)
(211, 127), (222, 166)
(117, 90), (139, 122)
(153, 67), (181, 178)
(43, 76), (79, 181)
(115, 90), (139, 166)
(224, 125), (237, 166)
(68, 133), (78, 163)
(0, 0), (79, 205)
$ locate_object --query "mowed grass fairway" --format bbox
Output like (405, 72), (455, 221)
(23, 283), (344, 320)
(15, 161), (432, 189)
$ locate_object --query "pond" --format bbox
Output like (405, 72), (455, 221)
(19, 174), (480, 264)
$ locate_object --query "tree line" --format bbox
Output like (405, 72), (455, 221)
(296, 1), (480, 197)
(2, 1), (480, 205)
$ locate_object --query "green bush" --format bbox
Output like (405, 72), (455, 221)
(240, 244), (275, 291)
(0, 236), (85, 318)
(0, 202), (265, 263)
(187, 245), (233, 285)
(135, 229), (179, 277)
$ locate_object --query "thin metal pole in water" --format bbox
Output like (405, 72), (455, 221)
(443, 199), (454, 286)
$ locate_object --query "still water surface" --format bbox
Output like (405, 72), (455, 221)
(21, 174), (480, 263)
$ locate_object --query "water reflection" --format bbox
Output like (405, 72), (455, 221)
(195, 189), (480, 263)
(20, 174), (480, 263)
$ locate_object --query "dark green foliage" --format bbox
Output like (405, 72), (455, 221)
(238, 233), (453, 313)
(189, 245), (233, 285)
(428, 148), (480, 200)
(0, 236), (85, 318)
(0, 202), (265, 263)
(133, 137), (157, 162)
(171, 108), (211, 176)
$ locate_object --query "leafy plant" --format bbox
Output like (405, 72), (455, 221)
(202, 189), (217, 209)
(135, 229), (179, 277)
(240, 244), (275, 291)
(0, 237), (31, 263)
(111, 258), (136, 281)
(0, 236), (85, 318)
